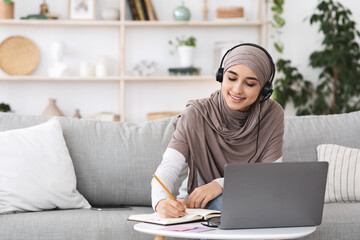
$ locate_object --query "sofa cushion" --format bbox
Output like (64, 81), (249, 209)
(0, 118), (90, 214)
(317, 144), (360, 203)
(0, 113), (183, 207)
(0, 207), (153, 240)
(283, 111), (360, 163)
(299, 203), (360, 240)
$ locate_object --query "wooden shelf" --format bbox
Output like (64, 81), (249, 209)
(0, 75), (215, 82)
(124, 75), (214, 81)
(0, 19), (264, 27)
(0, 19), (122, 27)
(123, 20), (264, 27)
(0, 76), (120, 82)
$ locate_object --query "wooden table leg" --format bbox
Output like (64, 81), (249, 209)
(155, 235), (165, 240)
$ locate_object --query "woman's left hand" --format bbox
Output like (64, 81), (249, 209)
(186, 181), (223, 209)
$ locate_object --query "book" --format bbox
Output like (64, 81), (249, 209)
(134, 0), (145, 20)
(127, 0), (140, 20)
(128, 208), (221, 225)
(140, 0), (149, 20)
(144, 0), (157, 21)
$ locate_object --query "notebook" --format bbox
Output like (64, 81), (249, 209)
(219, 162), (328, 229)
(128, 208), (220, 225)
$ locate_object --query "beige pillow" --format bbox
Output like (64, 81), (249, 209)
(317, 144), (360, 203)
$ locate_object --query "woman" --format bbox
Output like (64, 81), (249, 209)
(151, 43), (284, 218)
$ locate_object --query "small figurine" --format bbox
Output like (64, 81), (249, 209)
(47, 41), (69, 77)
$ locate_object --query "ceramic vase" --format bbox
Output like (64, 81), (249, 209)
(79, 62), (94, 77)
(173, 1), (191, 21)
(178, 46), (195, 67)
(43, 98), (64, 116)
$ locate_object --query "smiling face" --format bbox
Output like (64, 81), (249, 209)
(221, 64), (262, 112)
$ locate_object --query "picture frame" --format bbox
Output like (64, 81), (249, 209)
(68, 0), (96, 20)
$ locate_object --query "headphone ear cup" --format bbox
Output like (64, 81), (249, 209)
(261, 82), (273, 97)
(260, 82), (273, 104)
(216, 68), (224, 82)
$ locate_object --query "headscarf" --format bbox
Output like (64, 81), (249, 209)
(168, 44), (284, 194)
(223, 45), (273, 89)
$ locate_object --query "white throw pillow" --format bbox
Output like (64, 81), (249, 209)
(317, 144), (360, 203)
(0, 118), (91, 214)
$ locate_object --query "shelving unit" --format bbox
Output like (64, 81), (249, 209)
(0, 0), (268, 122)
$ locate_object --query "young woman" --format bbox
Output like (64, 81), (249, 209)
(151, 43), (284, 218)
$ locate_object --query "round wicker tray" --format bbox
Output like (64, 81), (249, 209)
(0, 36), (40, 75)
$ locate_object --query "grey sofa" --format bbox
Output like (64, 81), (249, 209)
(0, 111), (359, 240)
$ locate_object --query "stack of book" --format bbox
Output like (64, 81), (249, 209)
(168, 67), (201, 76)
(127, 0), (158, 21)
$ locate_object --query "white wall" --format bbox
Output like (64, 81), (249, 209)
(0, 0), (359, 122)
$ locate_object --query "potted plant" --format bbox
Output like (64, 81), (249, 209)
(0, 103), (11, 112)
(169, 36), (196, 67)
(0, 0), (14, 19)
(271, 0), (360, 115)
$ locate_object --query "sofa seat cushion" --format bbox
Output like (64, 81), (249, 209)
(0, 207), (155, 240)
(300, 203), (360, 240)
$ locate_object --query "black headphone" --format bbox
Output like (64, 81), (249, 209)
(215, 43), (275, 104)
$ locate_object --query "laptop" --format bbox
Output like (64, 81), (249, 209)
(218, 162), (328, 229)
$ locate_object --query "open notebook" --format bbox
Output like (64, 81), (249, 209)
(128, 208), (221, 225)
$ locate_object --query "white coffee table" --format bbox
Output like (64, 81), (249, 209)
(134, 222), (316, 240)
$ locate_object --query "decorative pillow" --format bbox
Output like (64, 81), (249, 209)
(317, 144), (360, 203)
(0, 118), (91, 214)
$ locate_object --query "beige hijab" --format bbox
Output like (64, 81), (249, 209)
(168, 45), (284, 194)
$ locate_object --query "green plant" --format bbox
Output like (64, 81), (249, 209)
(268, 0), (314, 115)
(309, 0), (360, 114)
(271, 0), (360, 115)
(0, 103), (11, 112)
(269, 0), (285, 54)
(4, 0), (12, 3)
(168, 36), (196, 54)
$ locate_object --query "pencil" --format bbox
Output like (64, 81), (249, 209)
(153, 174), (176, 200)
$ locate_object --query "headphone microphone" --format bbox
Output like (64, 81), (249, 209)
(215, 43), (275, 104)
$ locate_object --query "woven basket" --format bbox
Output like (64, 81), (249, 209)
(216, 7), (244, 18)
(0, 36), (40, 75)
(147, 112), (181, 121)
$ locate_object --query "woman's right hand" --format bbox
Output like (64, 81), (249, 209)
(155, 198), (187, 218)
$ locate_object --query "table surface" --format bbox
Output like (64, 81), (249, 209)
(134, 222), (317, 239)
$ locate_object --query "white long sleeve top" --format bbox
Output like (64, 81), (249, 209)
(151, 147), (282, 211)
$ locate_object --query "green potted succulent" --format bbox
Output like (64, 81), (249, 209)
(0, 0), (14, 19)
(169, 36), (197, 67)
(0, 103), (11, 112)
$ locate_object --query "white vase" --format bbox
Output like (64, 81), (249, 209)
(79, 61), (94, 77)
(178, 46), (195, 67)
